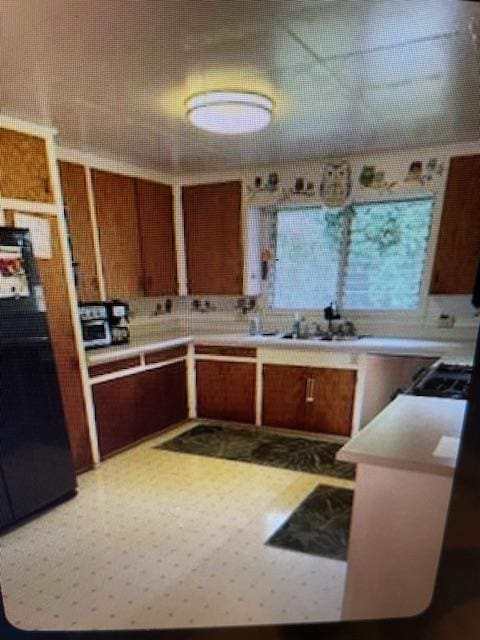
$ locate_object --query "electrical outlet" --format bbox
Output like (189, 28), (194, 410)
(437, 314), (455, 328)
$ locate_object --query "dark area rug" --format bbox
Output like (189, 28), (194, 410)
(266, 484), (354, 560)
(156, 423), (355, 480)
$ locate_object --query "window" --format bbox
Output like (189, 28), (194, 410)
(271, 197), (435, 311)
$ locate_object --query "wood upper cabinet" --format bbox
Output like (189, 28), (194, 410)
(91, 169), (144, 299)
(196, 359), (256, 424)
(135, 178), (177, 296)
(4, 210), (93, 471)
(0, 128), (54, 202)
(93, 361), (188, 459)
(262, 364), (356, 436)
(431, 155), (480, 294)
(58, 161), (100, 301)
(182, 181), (243, 295)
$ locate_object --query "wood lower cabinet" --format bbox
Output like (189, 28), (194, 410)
(196, 360), (256, 424)
(262, 364), (356, 436)
(303, 368), (357, 436)
(431, 154), (480, 294)
(260, 365), (308, 430)
(93, 361), (188, 458)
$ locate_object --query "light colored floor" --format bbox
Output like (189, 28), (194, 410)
(0, 422), (354, 631)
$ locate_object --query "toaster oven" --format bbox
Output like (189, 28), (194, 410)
(78, 302), (112, 349)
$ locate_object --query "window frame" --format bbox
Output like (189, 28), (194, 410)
(267, 191), (443, 318)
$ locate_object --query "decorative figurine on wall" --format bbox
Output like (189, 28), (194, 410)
(359, 165), (376, 187)
(265, 172), (279, 192)
(320, 161), (352, 207)
(359, 164), (397, 191)
(405, 161), (424, 184)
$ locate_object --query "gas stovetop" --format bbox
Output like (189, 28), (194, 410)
(408, 363), (472, 400)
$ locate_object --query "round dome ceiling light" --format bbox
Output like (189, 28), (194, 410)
(185, 91), (273, 134)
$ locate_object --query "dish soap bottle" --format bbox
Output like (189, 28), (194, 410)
(299, 316), (309, 339)
(292, 313), (301, 339)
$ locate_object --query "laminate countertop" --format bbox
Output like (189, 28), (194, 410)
(336, 394), (467, 476)
(85, 330), (474, 366)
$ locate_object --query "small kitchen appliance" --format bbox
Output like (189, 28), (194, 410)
(105, 299), (130, 346)
(78, 302), (112, 349)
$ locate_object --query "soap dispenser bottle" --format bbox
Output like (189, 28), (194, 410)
(292, 313), (301, 339)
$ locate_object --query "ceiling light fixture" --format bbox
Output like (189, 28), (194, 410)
(185, 91), (273, 134)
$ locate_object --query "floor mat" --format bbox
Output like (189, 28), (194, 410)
(266, 484), (354, 560)
(156, 423), (355, 480)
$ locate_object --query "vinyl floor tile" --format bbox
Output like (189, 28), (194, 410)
(0, 422), (349, 630)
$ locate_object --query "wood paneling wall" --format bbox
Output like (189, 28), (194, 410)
(0, 129), (54, 202)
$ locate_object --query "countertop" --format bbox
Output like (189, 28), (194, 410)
(336, 394), (467, 476)
(85, 329), (474, 366)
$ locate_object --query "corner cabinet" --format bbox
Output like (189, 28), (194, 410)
(182, 181), (244, 295)
(430, 154), (480, 294)
(262, 364), (356, 436)
(92, 361), (188, 459)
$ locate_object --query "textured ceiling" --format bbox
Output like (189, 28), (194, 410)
(0, 0), (479, 172)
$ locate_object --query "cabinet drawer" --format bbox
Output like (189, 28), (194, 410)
(145, 346), (187, 365)
(195, 345), (257, 358)
(89, 356), (141, 377)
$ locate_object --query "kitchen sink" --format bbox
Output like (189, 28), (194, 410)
(279, 332), (364, 341)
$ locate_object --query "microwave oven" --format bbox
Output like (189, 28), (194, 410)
(78, 302), (112, 349)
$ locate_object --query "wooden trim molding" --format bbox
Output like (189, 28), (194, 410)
(194, 345), (257, 358)
(89, 356), (142, 378)
(144, 346), (187, 365)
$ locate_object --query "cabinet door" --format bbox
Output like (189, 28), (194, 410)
(91, 169), (144, 299)
(93, 374), (140, 457)
(304, 368), (356, 436)
(0, 128), (53, 202)
(4, 210), (93, 471)
(431, 155), (480, 294)
(58, 161), (101, 301)
(182, 181), (243, 295)
(93, 362), (188, 459)
(196, 360), (256, 423)
(262, 365), (308, 430)
(139, 361), (188, 432)
(135, 178), (177, 295)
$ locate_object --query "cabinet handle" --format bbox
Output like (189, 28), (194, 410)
(305, 378), (314, 403)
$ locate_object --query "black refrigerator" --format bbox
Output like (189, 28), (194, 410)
(0, 227), (76, 530)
